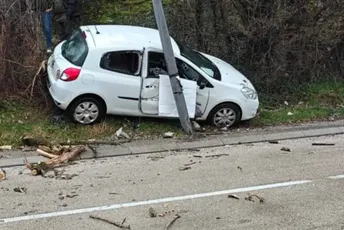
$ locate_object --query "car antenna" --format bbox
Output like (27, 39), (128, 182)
(94, 25), (100, 34)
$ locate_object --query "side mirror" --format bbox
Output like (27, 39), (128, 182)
(199, 81), (207, 90)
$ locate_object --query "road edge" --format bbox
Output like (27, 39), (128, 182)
(1, 126), (344, 168)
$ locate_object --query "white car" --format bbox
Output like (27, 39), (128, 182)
(47, 25), (259, 128)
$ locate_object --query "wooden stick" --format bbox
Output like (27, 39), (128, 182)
(165, 214), (181, 230)
(37, 149), (59, 159)
(312, 143), (335, 146)
(30, 60), (46, 99)
(205, 154), (229, 158)
(89, 215), (131, 229)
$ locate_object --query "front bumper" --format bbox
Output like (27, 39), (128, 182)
(240, 99), (259, 121)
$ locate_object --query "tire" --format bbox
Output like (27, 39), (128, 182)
(208, 103), (241, 128)
(67, 97), (106, 125)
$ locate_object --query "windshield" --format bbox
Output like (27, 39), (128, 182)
(177, 42), (221, 80)
(62, 29), (88, 67)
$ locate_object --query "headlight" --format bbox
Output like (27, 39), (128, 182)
(241, 86), (258, 100)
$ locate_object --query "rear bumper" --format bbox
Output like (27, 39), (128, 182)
(46, 59), (74, 110)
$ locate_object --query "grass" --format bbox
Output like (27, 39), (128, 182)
(1, 82), (344, 146)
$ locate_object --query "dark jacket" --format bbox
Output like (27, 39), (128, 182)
(32, 0), (53, 12)
(65, 0), (79, 19)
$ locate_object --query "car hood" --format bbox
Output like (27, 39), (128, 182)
(202, 53), (252, 86)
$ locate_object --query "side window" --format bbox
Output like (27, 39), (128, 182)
(147, 51), (202, 82)
(100, 51), (141, 76)
(176, 59), (202, 82)
(147, 52), (168, 77)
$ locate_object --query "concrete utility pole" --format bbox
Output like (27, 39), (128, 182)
(152, 0), (193, 135)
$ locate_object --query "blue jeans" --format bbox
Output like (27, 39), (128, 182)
(42, 11), (52, 49)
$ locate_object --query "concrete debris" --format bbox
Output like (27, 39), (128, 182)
(163, 132), (174, 138)
(220, 127), (228, 131)
(115, 127), (130, 139)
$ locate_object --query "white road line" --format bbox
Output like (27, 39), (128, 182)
(0, 180), (311, 224)
(328, 174), (344, 180)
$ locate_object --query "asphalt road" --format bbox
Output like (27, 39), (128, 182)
(1, 135), (344, 230)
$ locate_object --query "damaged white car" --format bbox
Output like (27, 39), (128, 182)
(46, 25), (259, 127)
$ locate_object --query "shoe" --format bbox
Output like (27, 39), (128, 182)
(47, 49), (52, 54)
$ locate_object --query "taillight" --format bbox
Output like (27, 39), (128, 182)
(60, 68), (81, 81)
(82, 31), (87, 38)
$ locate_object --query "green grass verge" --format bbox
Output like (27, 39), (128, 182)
(1, 82), (344, 146)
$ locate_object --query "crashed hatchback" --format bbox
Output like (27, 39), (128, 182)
(47, 25), (259, 127)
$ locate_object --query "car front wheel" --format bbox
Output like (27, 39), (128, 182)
(208, 103), (241, 128)
(67, 97), (106, 125)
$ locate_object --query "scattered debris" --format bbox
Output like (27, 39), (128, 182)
(14, 187), (27, 193)
(87, 145), (98, 157)
(61, 203), (68, 207)
(115, 127), (131, 140)
(287, 112), (293, 116)
(0, 169), (6, 181)
(280, 147), (291, 152)
(148, 156), (165, 161)
(163, 132), (174, 138)
(268, 141), (279, 144)
(237, 166), (243, 171)
(149, 207), (157, 218)
(308, 151), (315, 155)
(220, 127), (228, 131)
(109, 192), (122, 195)
(284, 101), (289, 106)
(26, 146), (86, 176)
(164, 214), (181, 230)
(312, 143), (335, 146)
(66, 194), (78, 198)
(192, 121), (205, 132)
(90, 215), (131, 229)
(0, 145), (12, 151)
(193, 155), (203, 158)
(184, 162), (196, 166)
(245, 193), (265, 203)
(216, 217), (221, 220)
(205, 153), (229, 158)
(228, 194), (240, 200)
(179, 166), (192, 171)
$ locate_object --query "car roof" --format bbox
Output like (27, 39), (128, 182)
(81, 25), (181, 55)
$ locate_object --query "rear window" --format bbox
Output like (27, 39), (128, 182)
(62, 29), (88, 67)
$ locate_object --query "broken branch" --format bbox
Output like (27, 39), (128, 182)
(165, 214), (181, 230)
(205, 153), (229, 158)
(89, 215), (131, 229)
(312, 143), (335, 146)
(36, 148), (59, 159)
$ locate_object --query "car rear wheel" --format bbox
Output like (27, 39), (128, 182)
(208, 103), (241, 128)
(67, 97), (106, 125)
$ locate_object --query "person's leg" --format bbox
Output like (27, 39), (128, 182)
(42, 11), (52, 52)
